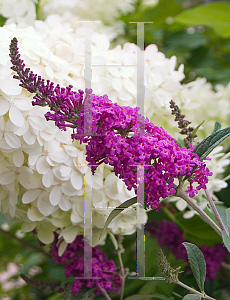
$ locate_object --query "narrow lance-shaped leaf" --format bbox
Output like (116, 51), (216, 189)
(226, 208), (230, 235)
(222, 230), (230, 253)
(193, 126), (230, 161)
(99, 197), (137, 239)
(211, 121), (221, 134)
(191, 120), (204, 138)
(215, 206), (229, 235)
(183, 242), (206, 292)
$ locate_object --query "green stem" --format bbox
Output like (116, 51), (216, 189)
(176, 280), (216, 300)
(176, 187), (222, 237)
(99, 287), (112, 300)
(205, 189), (227, 234)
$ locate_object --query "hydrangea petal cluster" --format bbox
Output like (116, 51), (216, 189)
(146, 220), (229, 281)
(9, 37), (213, 210)
(39, 0), (137, 39)
(50, 234), (122, 295)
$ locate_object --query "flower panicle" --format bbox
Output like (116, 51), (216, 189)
(169, 100), (196, 148)
(9, 38), (213, 210)
(157, 248), (182, 283)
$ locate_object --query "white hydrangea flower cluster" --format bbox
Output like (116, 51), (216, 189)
(40, 0), (136, 23)
(0, 21), (148, 247)
(0, 0), (37, 27)
(38, 0), (137, 40)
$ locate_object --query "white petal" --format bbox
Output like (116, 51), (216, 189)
(183, 210), (195, 219)
(49, 150), (69, 163)
(61, 181), (78, 196)
(36, 156), (50, 174)
(22, 189), (41, 204)
(0, 78), (22, 95)
(37, 226), (54, 244)
(4, 132), (21, 148)
(37, 191), (56, 216)
(70, 170), (83, 190)
(13, 150), (24, 167)
(59, 197), (71, 211)
(58, 240), (68, 257)
(70, 211), (83, 223)
(61, 226), (79, 243)
(9, 106), (24, 127)
(23, 128), (36, 145)
(29, 116), (46, 130)
(27, 207), (44, 221)
(21, 222), (36, 232)
(42, 169), (54, 188)
(176, 199), (187, 211)
(0, 100), (10, 115)
(50, 186), (62, 206)
(0, 171), (16, 185)
(45, 65), (54, 78)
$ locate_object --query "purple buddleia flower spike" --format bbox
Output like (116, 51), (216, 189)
(9, 37), (213, 210)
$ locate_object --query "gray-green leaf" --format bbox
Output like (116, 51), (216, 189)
(99, 197), (137, 239)
(183, 295), (202, 300)
(191, 120), (204, 138)
(211, 121), (221, 134)
(193, 126), (230, 161)
(222, 230), (230, 253)
(215, 206), (229, 235)
(182, 242), (206, 292)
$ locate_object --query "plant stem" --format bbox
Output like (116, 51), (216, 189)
(205, 189), (227, 234)
(176, 187), (222, 237)
(117, 250), (125, 300)
(99, 287), (112, 300)
(176, 280), (216, 300)
(117, 235), (126, 300)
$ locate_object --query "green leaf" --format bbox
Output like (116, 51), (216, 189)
(183, 295), (202, 300)
(191, 120), (205, 138)
(99, 197), (137, 239)
(46, 294), (62, 300)
(182, 242), (206, 292)
(193, 126), (230, 161)
(215, 206), (229, 235)
(173, 2), (230, 38)
(0, 15), (7, 26)
(212, 121), (221, 134)
(226, 208), (230, 235)
(222, 230), (230, 253)
(174, 213), (221, 247)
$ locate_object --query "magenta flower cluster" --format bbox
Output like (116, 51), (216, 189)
(50, 235), (121, 295)
(9, 37), (212, 210)
(146, 220), (229, 281)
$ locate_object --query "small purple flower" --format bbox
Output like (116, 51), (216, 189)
(49, 234), (122, 296)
